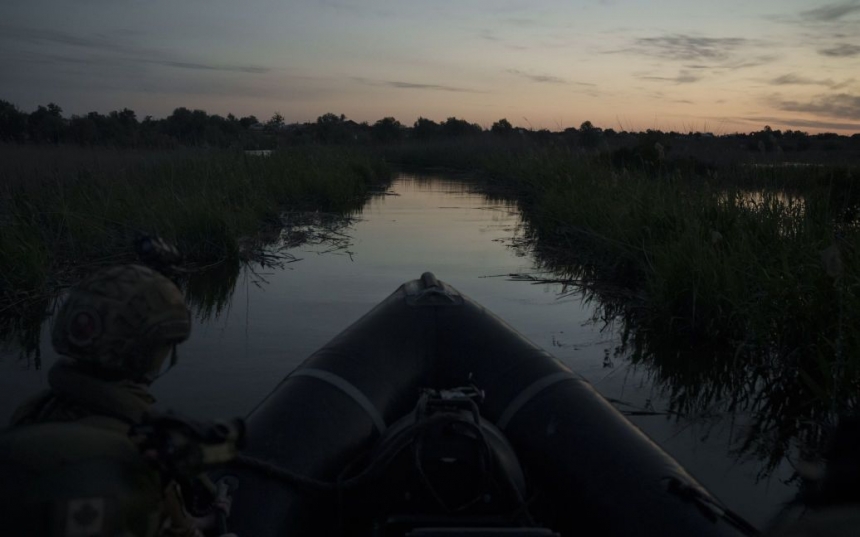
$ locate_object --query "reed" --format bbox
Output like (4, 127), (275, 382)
(0, 145), (391, 299)
(391, 139), (860, 470)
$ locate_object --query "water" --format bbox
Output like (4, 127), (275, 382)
(0, 173), (794, 527)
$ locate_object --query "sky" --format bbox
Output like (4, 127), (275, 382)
(1, 0), (859, 134)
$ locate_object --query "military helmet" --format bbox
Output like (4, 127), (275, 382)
(52, 264), (191, 382)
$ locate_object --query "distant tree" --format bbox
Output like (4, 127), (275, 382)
(28, 103), (66, 143)
(317, 113), (345, 125)
(637, 129), (671, 168)
(578, 120), (602, 149)
(441, 117), (482, 137)
(267, 112), (285, 131)
(783, 129), (811, 152)
(315, 112), (352, 143)
(534, 128), (552, 142)
(749, 125), (780, 153)
(239, 115), (259, 128)
(104, 108), (139, 146)
(68, 114), (99, 145)
(0, 99), (27, 142)
(491, 118), (513, 136)
(371, 117), (403, 143)
(111, 108), (137, 126)
(412, 117), (440, 140)
(164, 107), (210, 145)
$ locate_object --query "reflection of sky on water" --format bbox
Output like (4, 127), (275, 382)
(0, 173), (793, 527)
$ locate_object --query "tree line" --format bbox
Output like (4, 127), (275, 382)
(0, 100), (498, 149)
(1, 99), (857, 151)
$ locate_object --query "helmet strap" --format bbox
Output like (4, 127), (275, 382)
(145, 345), (179, 384)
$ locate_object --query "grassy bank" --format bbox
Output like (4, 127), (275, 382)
(390, 139), (860, 470)
(0, 145), (390, 299)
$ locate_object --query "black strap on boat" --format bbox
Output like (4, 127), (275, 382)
(233, 454), (338, 492)
(232, 412), (468, 493)
(290, 368), (387, 435)
(497, 371), (577, 431)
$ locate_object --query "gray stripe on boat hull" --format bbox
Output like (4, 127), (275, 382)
(290, 368), (387, 434)
(497, 371), (577, 431)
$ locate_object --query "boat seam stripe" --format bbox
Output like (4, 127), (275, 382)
(497, 371), (577, 431)
(290, 368), (387, 434)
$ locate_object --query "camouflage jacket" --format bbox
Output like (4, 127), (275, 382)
(9, 358), (204, 537)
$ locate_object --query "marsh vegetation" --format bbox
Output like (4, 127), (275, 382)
(2, 99), (860, 481)
(388, 138), (860, 475)
(0, 143), (390, 306)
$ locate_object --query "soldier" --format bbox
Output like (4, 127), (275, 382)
(11, 264), (190, 428)
(6, 263), (233, 536)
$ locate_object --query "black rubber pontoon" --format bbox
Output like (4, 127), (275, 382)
(227, 273), (755, 537)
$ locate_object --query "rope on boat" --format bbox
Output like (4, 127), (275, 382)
(231, 412), (536, 525)
(233, 454), (339, 491)
(230, 413), (469, 493)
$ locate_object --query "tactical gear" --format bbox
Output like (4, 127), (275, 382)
(0, 422), (164, 537)
(10, 358), (156, 427)
(131, 412), (245, 481)
(51, 264), (191, 383)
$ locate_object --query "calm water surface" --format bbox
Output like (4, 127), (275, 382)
(0, 173), (793, 527)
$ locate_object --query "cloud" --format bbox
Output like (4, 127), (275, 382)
(639, 69), (703, 84)
(819, 43), (860, 57)
(506, 69), (560, 85)
(505, 69), (597, 87)
(478, 30), (501, 42)
(319, 0), (392, 18)
(768, 73), (853, 89)
(150, 60), (269, 74)
(712, 55), (779, 70)
(610, 34), (776, 73)
(0, 25), (269, 75)
(740, 115), (860, 132)
(503, 17), (542, 27)
(624, 34), (754, 62)
(0, 24), (156, 57)
(773, 93), (860, 120)
(352, 77), (485, 93)
(798, 2), (860, 22)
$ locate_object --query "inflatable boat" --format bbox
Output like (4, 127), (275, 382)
(227, 273), (757, 536)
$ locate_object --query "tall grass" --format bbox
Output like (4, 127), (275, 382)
(0, 145), (391, 299)
(392, 139), (860, 472)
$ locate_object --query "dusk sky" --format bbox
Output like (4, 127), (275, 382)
(2, 0), (859, 133)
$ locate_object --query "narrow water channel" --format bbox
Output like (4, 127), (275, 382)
(0, 173), (794, 527)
